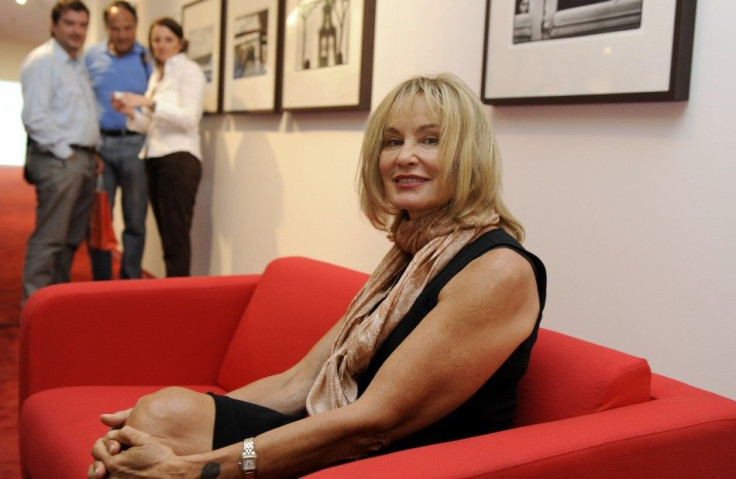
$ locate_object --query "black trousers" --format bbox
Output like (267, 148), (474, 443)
(145, 151), (201, 277)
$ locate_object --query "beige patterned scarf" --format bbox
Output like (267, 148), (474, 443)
(306, 208), (500, 415)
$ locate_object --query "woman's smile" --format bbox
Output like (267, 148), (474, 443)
(394, 175), (429, 187)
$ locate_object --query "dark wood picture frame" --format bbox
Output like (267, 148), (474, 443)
(182, 0), (223, 113)
(481, 0), (697, 105)
(221, 0), (285, 113)
(280, 0), (376, 112)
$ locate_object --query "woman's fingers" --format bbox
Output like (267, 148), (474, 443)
(89, 437), (112, 478)
(100, 408), (132, 428)
(91, 436), (110, 461)
(114, 425), (149, 445)
(88, 461), (107, 479)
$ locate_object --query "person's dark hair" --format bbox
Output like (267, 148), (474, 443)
(104, 1), (138, 24)
(51, 0), (89, 24)
(149, 17), (189, 56)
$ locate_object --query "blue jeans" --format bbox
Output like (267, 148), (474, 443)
(89, 133), (147, 279)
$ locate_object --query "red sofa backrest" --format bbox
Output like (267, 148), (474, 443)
(513, 328), (652, 426)
(217, 257), (369, 391)
(217, 257), (652, 427)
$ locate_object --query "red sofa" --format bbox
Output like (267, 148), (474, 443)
(19, 256), (736, 478)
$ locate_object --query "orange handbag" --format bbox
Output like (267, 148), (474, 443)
(88, 177), (118, 251)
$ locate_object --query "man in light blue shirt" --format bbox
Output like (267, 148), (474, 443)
(20, 0), (101, 302)
(85, 1), (151, 280)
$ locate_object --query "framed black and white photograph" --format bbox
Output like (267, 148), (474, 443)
(281, 0), (376, 112)
(482, 0), (697, 105)
(182, 0), (222, 113)
(222, 0), (283, 113)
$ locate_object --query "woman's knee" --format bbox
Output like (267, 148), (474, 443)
(125, 387), (215, 455)
(127, 387), (208, 434)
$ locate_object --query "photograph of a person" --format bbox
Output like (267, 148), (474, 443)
(233, 10), (269, 79)
(514, 0), (643, 44)
(294, 0), (351, 71)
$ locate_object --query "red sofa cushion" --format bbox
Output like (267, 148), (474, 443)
(514, 329), (651, 426)
(217, 257), (369, 391)
(19, 384), (226, 479)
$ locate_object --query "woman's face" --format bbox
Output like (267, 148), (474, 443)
(150, 24), (183, 64)
(379, 97), (451, 220)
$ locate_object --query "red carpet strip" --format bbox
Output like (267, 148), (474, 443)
(0, 166), (100, 478)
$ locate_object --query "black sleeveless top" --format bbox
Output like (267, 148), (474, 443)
(209, 228), (546, 453)
(356, 228), (546, 454)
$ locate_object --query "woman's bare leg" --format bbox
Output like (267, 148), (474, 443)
(125, 386), (216, 455)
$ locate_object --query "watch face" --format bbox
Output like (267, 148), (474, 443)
(244, 459), (255, 469)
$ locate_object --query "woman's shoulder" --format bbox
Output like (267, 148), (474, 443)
(450, 227), (539, 279)
(440, 231), (540, 313)
(462, 246), (536, 294)
(468, 228), (545, 289)
(181, 55), (206, 78)
(168, 54), (204, 76)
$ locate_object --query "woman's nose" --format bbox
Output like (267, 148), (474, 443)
(396, 143), (418, 166)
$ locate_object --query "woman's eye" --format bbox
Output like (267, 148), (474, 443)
(423, 136), (439, 146)
(383, 138), (402, 148)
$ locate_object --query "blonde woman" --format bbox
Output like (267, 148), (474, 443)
(92, 73), (546, 478)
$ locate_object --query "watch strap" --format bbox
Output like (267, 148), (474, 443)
(238, 437), (257, 477)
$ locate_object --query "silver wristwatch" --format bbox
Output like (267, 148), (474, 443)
(238, 437), (257, 477)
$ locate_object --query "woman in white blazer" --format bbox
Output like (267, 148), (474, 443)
(113, 17), (205, 277)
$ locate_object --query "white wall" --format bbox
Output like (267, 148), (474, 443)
(0, 37), (37, 167)
(0, 36), (37, 82)
(120, 0), (736, 399)
(0, 80), (26, 167)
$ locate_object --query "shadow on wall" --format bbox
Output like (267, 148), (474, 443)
(230, 129), (282, 274)
(284, 110), (370, 134)
(193, 114), (284, 276)
(491, 101), (689, 139)
(192, 109), (371, 276)
(191, 115), (220, 276)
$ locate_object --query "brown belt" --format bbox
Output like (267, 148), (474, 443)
(70, 144), (96, 153)
(100, 129), (140, 137)
(26, 138), (96, 154)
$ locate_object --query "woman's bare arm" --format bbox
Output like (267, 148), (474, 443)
(96, 247), (541, 478)
(252, 247), (540, 476)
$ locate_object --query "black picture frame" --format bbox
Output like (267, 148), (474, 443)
(221, 0), (285, 113)
(182, 0), (223, 113)
(280, 0), (376, 112)
(481, 0), (697, 105)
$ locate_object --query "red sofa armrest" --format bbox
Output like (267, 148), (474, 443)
(308, 394), (736, 478)
(650, 372), (731, 400)
(20, 275), (259, 404)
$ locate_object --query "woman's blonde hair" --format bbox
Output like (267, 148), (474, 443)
(358, 73), (525, 241)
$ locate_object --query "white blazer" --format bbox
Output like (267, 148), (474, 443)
(128, 53), (205, 160)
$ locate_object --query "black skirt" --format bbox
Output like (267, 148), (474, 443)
(207, 393), (304, 450)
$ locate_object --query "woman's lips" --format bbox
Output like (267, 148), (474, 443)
(394, 176), (427, 186)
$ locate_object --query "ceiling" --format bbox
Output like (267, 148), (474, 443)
(0, 0), (64, 45)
